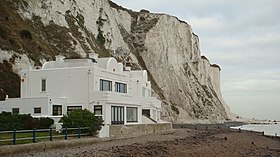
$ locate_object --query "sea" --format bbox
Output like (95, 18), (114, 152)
(231, 123), (280, 137)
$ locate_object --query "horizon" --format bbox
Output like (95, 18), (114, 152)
(112, 0), (280, 121)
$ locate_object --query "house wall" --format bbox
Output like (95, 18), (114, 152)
(20, 58), (154, 106)
(22, 67), (90, 105)
(0, 57), (164, 137)
(0, 97), (50, 116)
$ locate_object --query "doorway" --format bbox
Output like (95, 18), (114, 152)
(111, 106), (124, 125)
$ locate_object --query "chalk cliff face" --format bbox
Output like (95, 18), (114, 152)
(0, 0), (232, 123)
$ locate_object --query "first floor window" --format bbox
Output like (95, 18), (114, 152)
(94, 105), (102, 116)
(67, 106), (82, 113)
(115, 82), (127, 93)
(53, 105), (62, 116)
(12, 108), (19, 115)
(127, 107), (138, 122)
(34, 107), (41, 114)
(100, 79), (112, 91)
(41, 78), (46, 92)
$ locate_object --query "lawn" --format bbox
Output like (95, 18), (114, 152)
(0, 130), (61, 145)
(0, 129), (91, 145)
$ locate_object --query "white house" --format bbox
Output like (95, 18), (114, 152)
(0, 54), (164, 137)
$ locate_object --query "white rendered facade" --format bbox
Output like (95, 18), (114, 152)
(0, 54), (161, 137)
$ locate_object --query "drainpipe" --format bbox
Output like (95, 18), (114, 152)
(88, 69), (90, 109)
(28, 66), (31, 97)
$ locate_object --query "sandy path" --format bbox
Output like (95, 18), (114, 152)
(19, 128), (280, 157)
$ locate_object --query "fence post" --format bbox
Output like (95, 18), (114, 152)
(49, 128), (53, 141)
(13, 129), (16, 145)
(78, 127), (81, 139)
(65, 127), (68, 140)
(33, 128), (36, 143)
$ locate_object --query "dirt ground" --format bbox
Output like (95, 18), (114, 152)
(20, 128), (280, 157)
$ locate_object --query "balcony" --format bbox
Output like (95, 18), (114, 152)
(91, 91), (161, 109)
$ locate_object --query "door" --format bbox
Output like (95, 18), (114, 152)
(111, 106), (124, 125)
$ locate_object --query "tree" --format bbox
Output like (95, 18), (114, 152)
(60, 109), (103, 136)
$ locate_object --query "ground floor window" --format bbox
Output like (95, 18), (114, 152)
(94, 105), (102, 116)
(127, 107), (138, 123)
(34, 107), (41, 114)
(12, 108), (19, 115)
(67, 106), (82, 113)
(142, 109), (150, 117)
(53, 105), (62, 116)
(111, 106), (124, 125)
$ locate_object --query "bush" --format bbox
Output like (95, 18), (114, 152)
(19, 29), (32, 40)
(97, 28), (105, 46)
(60, 109), (103, 136)
(0, 112), (17, 130)
(0, 112), (54, 131)
(38, 117), (54, 129)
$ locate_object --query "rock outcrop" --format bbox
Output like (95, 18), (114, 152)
(0, 0), (233, 123)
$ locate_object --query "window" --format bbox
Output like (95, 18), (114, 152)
(12, 108), (19, 115)
(94, 105), (102, 116)
(115, 82), (127, 93)
(100, 79), (112, 91)
(142, 109), (150, 117)
(34, 107), (41, 114)
(111, 106), (124, 125)
(53, 105), (62, 116)
(41, 79), (46, 92)
(67, 106), (82, 113)
(127, 107), (138, 122)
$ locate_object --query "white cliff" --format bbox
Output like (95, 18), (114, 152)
(0, 0), (234, 123)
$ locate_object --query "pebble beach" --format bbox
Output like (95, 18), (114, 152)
(17, 127), (280, 157)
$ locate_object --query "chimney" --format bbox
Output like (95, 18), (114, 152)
(125, 66), (131, 71)
(89, 53), (99, 60)
(55, 55), (65, 63)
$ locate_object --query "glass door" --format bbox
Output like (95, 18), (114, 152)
(111, 106), (124, 125)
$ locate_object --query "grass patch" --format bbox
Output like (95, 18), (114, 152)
(0, 130), (60, 145)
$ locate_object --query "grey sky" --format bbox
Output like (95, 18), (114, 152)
(112, 0), (280, 120)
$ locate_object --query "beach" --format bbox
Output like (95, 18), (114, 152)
(16, 127), (280, 157)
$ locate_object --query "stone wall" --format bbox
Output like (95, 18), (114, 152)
(109, 123), (172, 138)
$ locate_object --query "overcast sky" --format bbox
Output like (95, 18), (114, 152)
(113, 0), (280, 120)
